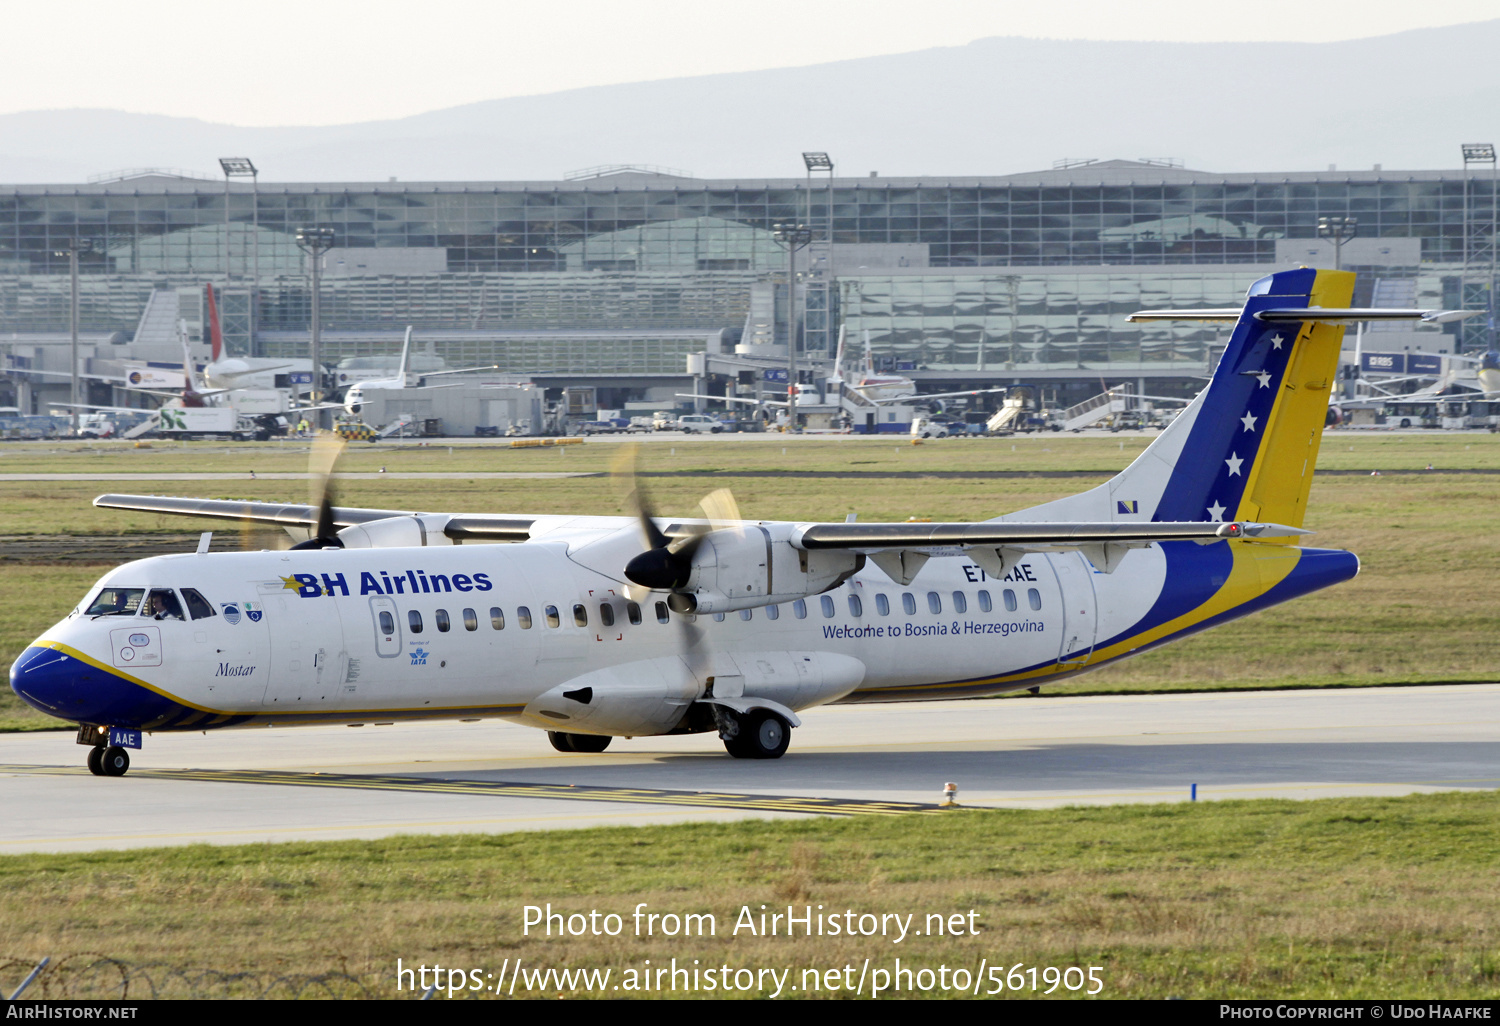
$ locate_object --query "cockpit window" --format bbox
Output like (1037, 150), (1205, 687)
(86, 587), (144, 617)
(181, 588), (215, 620)
(143, 589), (185, 620)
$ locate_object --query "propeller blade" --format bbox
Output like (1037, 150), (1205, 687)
(698, 487), (742, 534)
(290, 432), (347, 550)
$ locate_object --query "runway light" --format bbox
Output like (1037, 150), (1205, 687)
(940, 782), (959, 807)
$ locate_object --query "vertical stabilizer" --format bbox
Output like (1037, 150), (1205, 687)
(396, 326), (413, 383)
(1003, 268), (1354, 531)
(205, 283), (224, 362)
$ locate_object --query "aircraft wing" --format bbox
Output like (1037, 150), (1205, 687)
(420, 365), (501, 378)
(122, 386), (234, 400)
(46, 402), (158, 415)
(793, 519), (1305, 549)
(12, 368), (132, 384)
(865, 387), (1008, 405)
(93, 493), (537, 540)
(675, 393), (787, 408)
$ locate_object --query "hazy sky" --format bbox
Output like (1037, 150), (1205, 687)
(10, 1), (1498, 125)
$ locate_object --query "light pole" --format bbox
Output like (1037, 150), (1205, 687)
(1317, 215), (1358, 270)
(219, 158), (259, 349)
(295, 227), (336, 428)
(772, 222), (812, 431)
(55, 237), (92, 434)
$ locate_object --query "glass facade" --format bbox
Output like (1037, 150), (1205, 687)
(1, 164), (1490, 373)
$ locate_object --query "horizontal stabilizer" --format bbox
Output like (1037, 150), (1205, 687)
(1130, 307), (1475, 324)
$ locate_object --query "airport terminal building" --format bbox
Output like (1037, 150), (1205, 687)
(2, 159), (1494, 413)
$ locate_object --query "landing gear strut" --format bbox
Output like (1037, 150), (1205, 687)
(721, 709), (791, 760)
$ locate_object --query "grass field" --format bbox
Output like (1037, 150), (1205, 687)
(2, 435), (1496, 1000)
(2, 434), (1497, 730)
(2, 793), (1497, 999)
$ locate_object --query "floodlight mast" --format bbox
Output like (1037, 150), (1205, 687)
(1317, 215), (1357, 270)
(294, 227), (336, 428)
(1461, 143), (1498, 353)
(772, 222), (813, 431)
(219, 158), (259, 349)
(54, 237), (92, 434)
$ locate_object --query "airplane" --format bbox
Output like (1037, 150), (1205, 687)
(12, 266), (1436, 777)
(198, 283), (296, 391)
(342, 327), (498, 415)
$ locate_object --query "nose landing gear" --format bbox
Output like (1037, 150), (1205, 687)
(77, 724), (133, 777)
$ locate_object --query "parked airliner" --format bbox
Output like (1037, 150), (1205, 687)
(12, 268), (1434, 776)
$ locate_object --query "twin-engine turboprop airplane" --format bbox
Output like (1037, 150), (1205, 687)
(14, 268), (1431, 776)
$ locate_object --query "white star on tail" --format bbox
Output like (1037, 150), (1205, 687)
(1255, 371), (1272, 388)
(1269, 334), (1285, 349)
(1241, 412), (1258, 432)
(1207, 501), (1226, 522)
(1226, 452), (1244, 476)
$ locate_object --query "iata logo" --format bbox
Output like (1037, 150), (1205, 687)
(410, 647), (429, 666)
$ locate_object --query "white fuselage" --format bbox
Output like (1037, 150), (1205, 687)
(32, 528), (1145, 733)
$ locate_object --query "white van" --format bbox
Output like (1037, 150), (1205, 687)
(676, 414), (724, 434)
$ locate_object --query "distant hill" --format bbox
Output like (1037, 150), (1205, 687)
(3, 21), (1498, 183)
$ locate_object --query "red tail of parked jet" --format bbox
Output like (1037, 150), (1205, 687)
(205, 282), (224, 363)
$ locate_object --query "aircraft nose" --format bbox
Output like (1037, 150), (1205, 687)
(10, 645), (102, 722)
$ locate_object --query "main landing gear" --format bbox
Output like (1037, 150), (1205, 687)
(77, 724), (131, 777)
(547, 731), (612, 754)
(720, 709), (791, 760)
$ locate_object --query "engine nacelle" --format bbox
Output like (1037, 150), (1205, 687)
(680, 523), (862, 614)
(337, 514), (456, 548)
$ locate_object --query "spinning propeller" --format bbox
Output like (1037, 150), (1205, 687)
(612, 445), (743, 612)
(288, 432), (348, 550)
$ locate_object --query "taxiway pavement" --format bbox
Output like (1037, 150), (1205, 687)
(2, 683), (1495, 853)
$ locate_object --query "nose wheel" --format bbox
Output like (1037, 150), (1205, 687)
(86, 746), (130, 777)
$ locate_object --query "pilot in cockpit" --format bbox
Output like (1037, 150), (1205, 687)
(147, 590), (185, 621)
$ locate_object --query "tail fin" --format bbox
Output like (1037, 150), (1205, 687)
(1006, 267), (1354, 531)
(205, 283), (223, 362)
(396, 326), (413, 381)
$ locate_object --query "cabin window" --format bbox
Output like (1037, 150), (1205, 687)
(792, 599), (807, 619)
(462, 608), (478, 631)
(143, 588), (185, 620)
(901, 592), (916, 616)
(599, 603), (615, 627)
(738, 608), (752, 621)
(820, 595), (836, 618)
(573, 604), (588, 627)
(436, 609), (451, 632)
(627, 602), (642, 625)
(712, 612), (726, 622)
(875, 593), (890, 616)
(765, 604), (779, 620)
(848, 595), (863, 617)
(977, 590), (992, 613)
(1027, 588), (1042, 611)
(1002, 589), (1018, 611)
(927, 592), (942, 615)
(378, 611), (395, 635)
(489, 607), (505, 630)
(408, 610), (424, 633)
(655, 601), (670, 624)
(86, 587), (144, 617)
(545, 605), (561, 628)
(181, 588), (216, 620)
(952, 591), (968, 614)
(517, 606), (533, 629)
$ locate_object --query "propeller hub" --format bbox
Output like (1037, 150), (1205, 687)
(624, 547), (693, 591)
